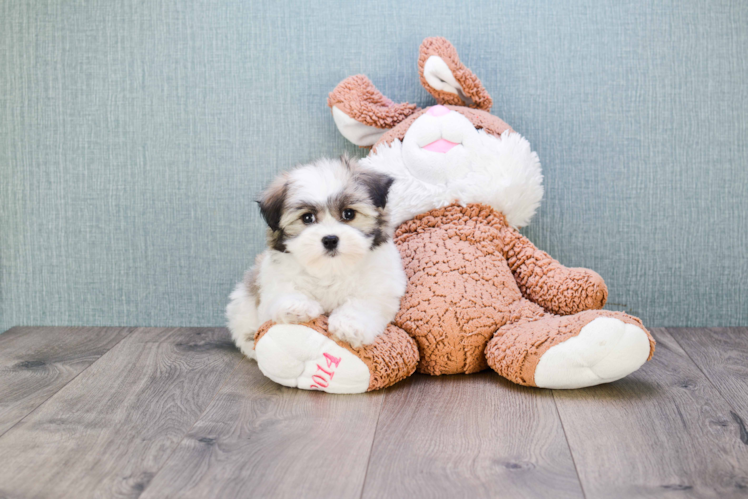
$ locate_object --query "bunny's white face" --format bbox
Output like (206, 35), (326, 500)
(400, 105), (482, 185)
(360, 112), (543, 231)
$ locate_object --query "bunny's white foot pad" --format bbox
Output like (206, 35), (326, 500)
(534, 317), (651, 389)
(254, 324), (370, 394)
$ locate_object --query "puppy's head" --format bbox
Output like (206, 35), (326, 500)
(258, 157), (394, 275)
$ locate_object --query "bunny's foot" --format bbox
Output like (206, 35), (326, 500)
(486, 311), (654, 389)
(253, 317), (418, 393)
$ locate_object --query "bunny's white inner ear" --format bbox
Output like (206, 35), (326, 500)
(424, 55), (463, 95)
(332, 106), (390, 147)
(423, 56), (474, 106)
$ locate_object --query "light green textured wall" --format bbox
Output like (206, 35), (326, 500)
(1, 0), (747, 332)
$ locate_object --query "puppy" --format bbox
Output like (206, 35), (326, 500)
(226, 157), (407, 359)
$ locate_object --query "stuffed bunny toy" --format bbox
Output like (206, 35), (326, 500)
(251, 37), (654, 393)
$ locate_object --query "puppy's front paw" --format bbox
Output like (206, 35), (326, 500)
(329, 312), (380, 348)
(272, 298), (324, 325)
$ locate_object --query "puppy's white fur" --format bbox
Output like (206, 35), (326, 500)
(227, 158), (406, 358)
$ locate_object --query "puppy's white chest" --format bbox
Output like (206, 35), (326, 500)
(303, 274), (359, 313)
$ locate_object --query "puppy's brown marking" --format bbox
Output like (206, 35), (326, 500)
(258, 175), (291, 252)
(243, 253), (265, 308)
(356, 170), (394, 209)
(257, 177), (288, 232)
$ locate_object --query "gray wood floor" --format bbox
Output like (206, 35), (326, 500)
(0, 326), (746, 499)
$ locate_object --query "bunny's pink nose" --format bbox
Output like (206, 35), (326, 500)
(428, 105), (451, 117)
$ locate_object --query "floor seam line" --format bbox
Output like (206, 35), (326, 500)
(665, 327), (747, 421)
(358, 389), (386, 499)
(551, 390), (588, 499)
(0, 326), (137, 441)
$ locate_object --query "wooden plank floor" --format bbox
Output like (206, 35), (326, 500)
(0, 326), (746, 498)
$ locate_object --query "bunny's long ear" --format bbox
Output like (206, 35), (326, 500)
(328, 75), (419, 147)
(418, 37), (492, 111)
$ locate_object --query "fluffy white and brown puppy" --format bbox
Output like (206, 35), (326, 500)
(226, 157), (406, 359)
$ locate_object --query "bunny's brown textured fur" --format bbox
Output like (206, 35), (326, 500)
(394, 203), (654, 381)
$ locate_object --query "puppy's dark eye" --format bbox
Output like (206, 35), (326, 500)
(301, 213), (316, 224)
(342, 208), (356, 221)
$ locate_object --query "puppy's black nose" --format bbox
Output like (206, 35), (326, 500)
(321, 235), (339, 250)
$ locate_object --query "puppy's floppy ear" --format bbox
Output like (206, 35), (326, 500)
(418, 37), (492, 111)
(257, 176), (288, 232)
(328, 75), (419, 147)
(358, 170), (395, 209)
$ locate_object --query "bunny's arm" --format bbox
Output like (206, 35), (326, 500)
(497, 224), (608, 315)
